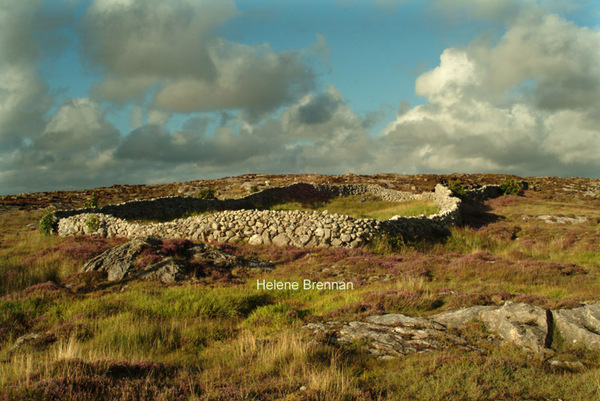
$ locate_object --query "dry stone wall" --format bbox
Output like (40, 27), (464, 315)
(55, 182), (501, 248)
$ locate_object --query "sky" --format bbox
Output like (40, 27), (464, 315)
(0, 0), (599, 195)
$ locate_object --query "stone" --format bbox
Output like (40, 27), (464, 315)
(272, 233), (291, 247)
(54, 182), (507, 249)
(81, 237), (152, 281)
(137, 257), (187, 283)
(248, 234), (263, 245)
(547, 359), (586, 373)
(11, 333), (42, 351)
(334, 317), (473, 358)
(261, 230), (272, 245)
(304, 301), (600, 358)
(367, 314), (433, 328)
(479, 302), (550, 354)
(553, 304), (600, 350)
(433, 306), (497, 329)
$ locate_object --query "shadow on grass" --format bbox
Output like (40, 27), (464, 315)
(459, 199), (502, 229)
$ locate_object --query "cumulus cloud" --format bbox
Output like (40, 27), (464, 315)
(294, 88), (342, 125)
(1, 97), (125, 194)
(113, 85), (374, 174)
(83, 0), (316, 121)
(381, 12), (600, 177)
(15, 98), (120, 167)
(0, 1), (55, 151)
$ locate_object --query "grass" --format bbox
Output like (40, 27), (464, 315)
(271, 195), (440, 219)
(2, 183), (600, 399)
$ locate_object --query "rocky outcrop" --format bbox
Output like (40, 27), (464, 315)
(82, 237), (151, 281)
(81, 237), (273, 283)
(553, 304), (600, 350)
(306, 302), (600, 358)
(478, 302), (551, 354)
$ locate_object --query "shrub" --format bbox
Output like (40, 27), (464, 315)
(196, 188), (216, 199)
(84, 193), (98, 209)
(499, 176), (524, 196)
(85, 214), (100, 233)
(447, 179), (467, 199)
(250, 184), (260, 193)
(39, 209), (58, 236)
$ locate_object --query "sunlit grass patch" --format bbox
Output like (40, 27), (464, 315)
(271, 195), (440, 219)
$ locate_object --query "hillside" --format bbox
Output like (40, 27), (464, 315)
(1, 173), (600, 400)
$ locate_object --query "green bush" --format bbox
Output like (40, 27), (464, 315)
(499, 177), (524, 196)
(447, 179), (467, 199)
(250, 185), (260, 193)
(84, 193), (98, 209)
(85, 214), (100, 233)
(196, 188), (216, 199)
(39, 209), (58, 236)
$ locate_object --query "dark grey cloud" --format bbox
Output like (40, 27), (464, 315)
(82, 0), (316, 122)
(0, 1), (61, 152)
(296, 91), (341, 125)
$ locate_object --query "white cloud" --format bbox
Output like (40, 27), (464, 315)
(381, 12), (600, 177)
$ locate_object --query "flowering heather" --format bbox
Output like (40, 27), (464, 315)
(32, 236), (127, 263)
(159, 238), (193, 257)
(135, 247), (163, 268)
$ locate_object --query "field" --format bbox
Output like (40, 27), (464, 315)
(1, 173), (599, 400)
(270, 195), (439, 219)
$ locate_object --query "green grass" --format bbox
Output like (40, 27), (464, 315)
(271, 195), (440, 219)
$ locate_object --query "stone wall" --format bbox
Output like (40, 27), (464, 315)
(55, 182), (502, 248)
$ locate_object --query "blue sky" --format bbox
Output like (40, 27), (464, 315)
(1, 0), (599, 195)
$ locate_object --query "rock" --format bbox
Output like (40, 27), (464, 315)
(479, 302), (550, 354)
(335, 318), (473, 358)
(81, 237), (153, 281)
(367, 314), (436, 329)
(137, 257), (187, 283)
(81, 238), (273, 283)
(305, 301), (600, 358)
(261, 230), (272, 245)
(11, 333), (42, 351)
(272, 233), (291, 247)
(553, 304), (600, 350)
(298, 234), (311, 246)
(248, 234), (263, 245)
(433, 305), (497, 329)
(547, 359), (586, 373)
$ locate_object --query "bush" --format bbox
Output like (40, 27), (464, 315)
(84, 193), (98, 209)
(447, 179), (467, 199)
(39, 210), (58, 236)
(250, 185), (260, 193)
(499, 177), (524, 196)
(196, 188), (216, 199)
(85, 214), (100, 233)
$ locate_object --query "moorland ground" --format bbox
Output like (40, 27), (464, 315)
(1, 173), (599, 400)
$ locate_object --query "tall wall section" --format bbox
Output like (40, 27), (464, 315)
(55, 183), (501, 248)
